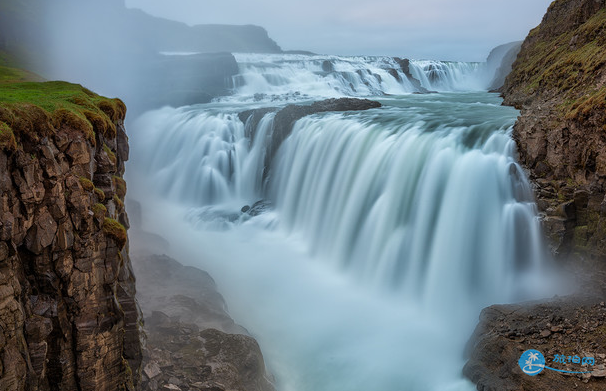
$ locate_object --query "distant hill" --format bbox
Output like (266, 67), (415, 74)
(0, 0), (283, 112)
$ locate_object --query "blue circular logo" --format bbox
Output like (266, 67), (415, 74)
(519, 350), (545, 376)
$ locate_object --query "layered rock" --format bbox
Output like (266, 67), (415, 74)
(0, 94), (142, 390)
(502, 0), (606, 261)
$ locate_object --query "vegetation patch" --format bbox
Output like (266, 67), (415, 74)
(79, 176), (94, 192)
(102, 218), (127, 249)
(103, 143), (117, 165)
(0, 120), (17, 151)
(113, 194), (124, 210)
(94, 187), (106, 202)
(0, 76), (125, 148)
(506, 7), (606, 125)
(92, 203), (107, 219)
(113, 176), (126, 199)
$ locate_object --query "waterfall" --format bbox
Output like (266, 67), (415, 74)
(226, 53), (489, 101)
(129, 62), (556, 391)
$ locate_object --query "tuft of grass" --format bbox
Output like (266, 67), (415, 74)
(102, 218), (127, 249)
(0, 79), (126, 147)
(79, 177), (94, 192)
(103, 144), (117, 165)
(94, 187), (106, 202)
(112, 176), (126, 199)
(92, 203), (107, 219)
(0, 120), (17, 151)
(113, 194), (124, 210)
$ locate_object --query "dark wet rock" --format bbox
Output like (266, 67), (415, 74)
(242, 200), (273, 216)
(266, 98), (381, 169)
(321, 60), (335, 72)
(394, 57), (430, 93)
(239, 98), (381, 178)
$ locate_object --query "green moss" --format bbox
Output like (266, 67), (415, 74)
(507, 7), (606, 123)
(113, 176), (126, 199)
(0, 79), (126, 147)
(102, 218), (127, 249)
(103, 144), (117, 165)
(94, 187), (106, 202)
(113, 194), (124, 210)
(0, 121), (17, 151)
(79, 177), (94, 192)
(92, 203), (107, 219)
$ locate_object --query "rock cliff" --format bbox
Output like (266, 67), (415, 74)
(465, 2), (606, 390)
(502, 0), (606, 261)
(0, 80), (142, 390)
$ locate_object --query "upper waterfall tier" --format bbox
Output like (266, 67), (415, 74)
(226, 53), (491, 102)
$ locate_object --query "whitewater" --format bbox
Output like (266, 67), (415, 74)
(127, 53), (558, 391)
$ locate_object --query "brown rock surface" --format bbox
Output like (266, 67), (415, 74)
(464, 295), (606, 391)
(0, 111), (142, 390)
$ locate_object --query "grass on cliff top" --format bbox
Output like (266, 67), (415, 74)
(0, 54), (126, 151)
(508, 7), (606, 115)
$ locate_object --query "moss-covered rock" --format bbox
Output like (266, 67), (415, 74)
(103, 217), (127, 249)
(0, 79), (126, 148)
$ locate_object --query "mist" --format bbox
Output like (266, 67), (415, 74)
(125, 0), (554, 61)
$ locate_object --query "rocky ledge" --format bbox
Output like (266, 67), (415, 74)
(132, 254), (275, 391)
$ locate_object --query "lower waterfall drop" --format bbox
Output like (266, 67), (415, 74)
(129, 88), (558, 391)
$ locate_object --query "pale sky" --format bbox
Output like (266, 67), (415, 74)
(124, 0), (554, 61)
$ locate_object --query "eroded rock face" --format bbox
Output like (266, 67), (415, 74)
(0, 117), (142, 390)
(501, 0), (606, 261)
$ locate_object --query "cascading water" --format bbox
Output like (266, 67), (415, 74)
(128, 54), (557, 391)
(226, 53), (489, 101)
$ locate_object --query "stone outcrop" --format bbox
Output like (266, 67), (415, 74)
(0, 98), (142, 390)
(393, 57), (430, 93)
(132, 254), (275, 391)
(502, 0), (606, 261)
(239, 97), (382, 174)
(464, 292), (606, 391)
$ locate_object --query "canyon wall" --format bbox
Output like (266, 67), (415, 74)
(502, 0), (606, 261)
(0, 86), (142, 390)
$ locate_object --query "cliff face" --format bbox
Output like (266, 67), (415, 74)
(502, 0), (606, 260)
(0, 81), (142, 390)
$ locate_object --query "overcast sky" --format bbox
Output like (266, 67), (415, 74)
(124, 0), (554, 61)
